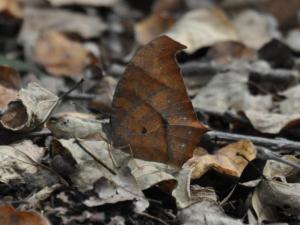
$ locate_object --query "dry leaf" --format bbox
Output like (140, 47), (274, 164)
(0, 65), (22, 90)
(135, 13), (175, 45)
(206, 41), (256, 64)
(185, 140), (256, 179)
(0, 205), (51, 225)
(0, 0), (23, 18)
(233, 10), (280, 49)
(0, 82), (58, 132)
(48, 0), (118, 7)
(166, 7), (239, 53)
(178, 201), (244, 225)
(34, 31), (96, 76)
(51, 139), (149, 212)
(19, 7), (106, 54)
(192, 71), (272, 113)
(0, 85), (17, 110)
(47, 112), (107, 140)
(0, 140), (45, 184)
(245, 110), (300, 134)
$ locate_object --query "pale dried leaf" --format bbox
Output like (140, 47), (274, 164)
(234, 10), (280, 49)
(0, 140), (45, 184)
(47, 113), (107, 140)
(167, 7), (238, 53)
(192, 72), (272, 113)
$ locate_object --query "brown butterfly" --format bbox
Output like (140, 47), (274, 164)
(110, 35), (208, 166)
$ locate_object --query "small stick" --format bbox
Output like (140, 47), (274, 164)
(203, 130), (300, 152)
(74, 139), (116, 175)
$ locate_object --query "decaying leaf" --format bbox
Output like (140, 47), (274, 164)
(0, 205), (51, 225)
(47, 112), (107, 140)
(0, 85), (17, 110)
(192, 71), (272, 113)
(178, 201), (244, 225)
(51, 139), (149, 212)
(0, 0), (23, 18)
(252, 156), (300, 222)
(48, 0), (119, 7)
(18, 7), (106, 52)
(185, 140), (256, 179)
(233, 10), (280, 49)
(34, 31), (97, 77)
(0, 65), (22, 90)
(0, 82), (58, 132)
(167, 7), (239, 53)
(0, 140), (45, 184)
(244, 110), (300, 134)
(135, 13), (175, 45)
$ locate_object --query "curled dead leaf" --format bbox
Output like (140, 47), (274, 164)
(0, 82), (58, 132)
(0, 0), (23, 18)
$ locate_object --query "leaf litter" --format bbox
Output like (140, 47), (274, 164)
(1, 1), (300, 224)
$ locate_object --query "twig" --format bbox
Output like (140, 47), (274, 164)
(74, 139), (116, 175)
(203, 130), (300, 152)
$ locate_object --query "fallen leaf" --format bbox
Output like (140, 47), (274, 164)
(0, 205), (51, 225)
(233, 10), (280, 49)
(167, 7), (239, 53)
(0, 65), (22, 90)
(244, 110), (300, 134)
(0, 140), (45, 184)
(34, 31), (97, 76)
(18, 7), (106, 54)
(0, 82), (58, 132)
(0, 85), (17, 110)
(178, 201), (245, 225)
(110, 35), (207, 167)
(51, 139), (149, 212)
(47, 112), (107, 140)
(135, 12), (175, 45)
(0, 0), (23, 18)
(206, 41), (256, 64)
(48, 0), (118, 7)
(192, 71), (272, 113)
(186, 140), (256, 179)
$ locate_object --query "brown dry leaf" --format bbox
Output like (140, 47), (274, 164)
(185, 140), (256, 179)
(0, 0), (23, 18)
(152, 0), (183, 13)
(48, 0), (118, 7)
(0, 85), (17, 110)
(233, 10), (280, 49)
(0, 82), (58, 132)
(34, 31), (96, 76)
(206, 41), (256, 64)
(0, 205), (51, 225)
(166, 7), (239, 53)
(47, 112), (107, 140)
(0, 65), (22, 90)
(19, 7), (106, 53)
(135, 13), (175, 45)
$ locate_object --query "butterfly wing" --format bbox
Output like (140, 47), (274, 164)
(111, 35), (207, 166)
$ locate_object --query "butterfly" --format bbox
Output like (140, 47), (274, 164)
(110, 35), (207, 166)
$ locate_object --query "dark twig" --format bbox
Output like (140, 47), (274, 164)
(203, 130), (300, 152)
(74, 139), (116, 175)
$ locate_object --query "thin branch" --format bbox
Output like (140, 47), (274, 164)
(74, 139), (116, 175)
